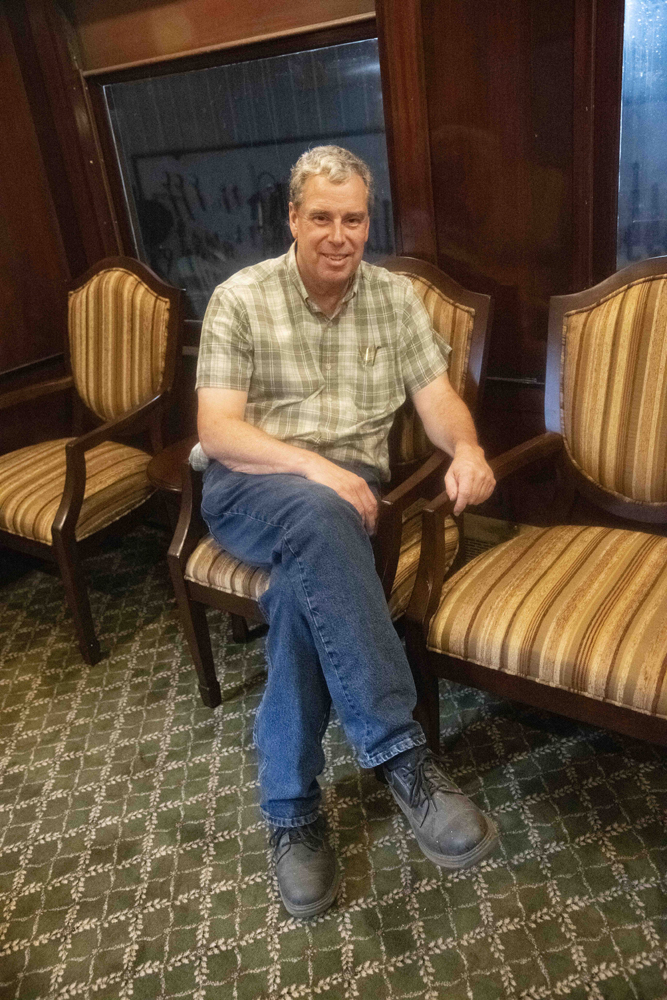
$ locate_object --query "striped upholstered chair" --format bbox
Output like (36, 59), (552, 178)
(168, 256), (492, 708)
(406, 255), (667, 749)
(0, 257), (182, 664)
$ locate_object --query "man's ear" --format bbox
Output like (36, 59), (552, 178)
(288, 202), (299, 240)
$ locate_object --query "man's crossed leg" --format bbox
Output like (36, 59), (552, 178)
(202, 459), (497, 918)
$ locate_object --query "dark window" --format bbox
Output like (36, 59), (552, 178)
(617, 0), (667, 267)
(104, 38), (394, 317)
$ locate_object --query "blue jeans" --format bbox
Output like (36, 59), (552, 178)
(201, 459), (425, 827)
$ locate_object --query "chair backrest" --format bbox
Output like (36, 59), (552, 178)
(547, 255), (667, 520)
(381, 256), (492, 471)
(68, 257), (182, 422)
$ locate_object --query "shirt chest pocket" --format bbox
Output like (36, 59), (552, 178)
(354, 335), (401, 412)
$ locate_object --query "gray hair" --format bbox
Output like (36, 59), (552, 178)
(289, 145), (374, 209)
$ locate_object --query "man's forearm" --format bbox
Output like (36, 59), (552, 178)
(199, 416), (319, 476)
(418, 384), (482, 459)
(412, 374), (494, 513)
(198, 411), (380, 532)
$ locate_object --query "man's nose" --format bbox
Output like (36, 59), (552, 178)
(328, 220), (345, 244)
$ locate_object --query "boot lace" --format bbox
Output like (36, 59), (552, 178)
(404, 752), (463, 825)
(269, 817), (326, 853)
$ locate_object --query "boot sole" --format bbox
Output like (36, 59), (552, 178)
(392, 792), (499, 870)
(278, 860), (342, 919)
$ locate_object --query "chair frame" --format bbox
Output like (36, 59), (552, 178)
(405, 255), (667, 750)
(168, 256), (493, 709)
(0, 256), (183, 664)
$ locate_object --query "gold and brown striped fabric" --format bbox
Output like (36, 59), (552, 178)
(185, 535), (270, 601)
(68, 268), (171, 421)
(392, 273), (475, 464)
(0, 439), (153, 544)
(387, 499), (459, 620)
(562, 275), (667, 503)
(428, 525), (667, 718)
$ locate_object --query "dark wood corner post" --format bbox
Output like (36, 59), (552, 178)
(376, 0), (438, 263)
(572, 0), (625, 291)
(17, 0), (126, 272)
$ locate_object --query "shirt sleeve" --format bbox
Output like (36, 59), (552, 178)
(400, 281), (452, 397)
(195, 285), (254, 391)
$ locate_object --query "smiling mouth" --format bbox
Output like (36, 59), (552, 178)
(323, 254), (348, 262)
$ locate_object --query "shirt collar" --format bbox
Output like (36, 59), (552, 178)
(286, 242), (360, 316)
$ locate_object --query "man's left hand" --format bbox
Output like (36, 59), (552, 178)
(444, 443), (495, 515)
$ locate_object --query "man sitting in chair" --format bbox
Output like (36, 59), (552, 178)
(191, 146), (497, 918)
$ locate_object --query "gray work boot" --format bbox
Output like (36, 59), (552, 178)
(269, 817), (340, 918)
(383, 747), (498, 869)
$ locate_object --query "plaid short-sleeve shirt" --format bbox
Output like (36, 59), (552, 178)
(193, 243), (449, 480)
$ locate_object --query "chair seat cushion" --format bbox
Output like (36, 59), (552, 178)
(428, 524), (667, 719)
(185, 535), (270, 600)
(185, 500), (459, 618)
(0, 439), (153, 544)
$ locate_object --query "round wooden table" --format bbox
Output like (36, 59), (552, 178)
(147, 434), (199, 494)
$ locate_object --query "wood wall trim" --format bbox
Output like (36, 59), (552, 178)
(70, 0), (374, 73)
(376, 0), (437, 263)
(81, 11), (375, 77)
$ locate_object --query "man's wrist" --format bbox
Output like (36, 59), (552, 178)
(453, 440), (484, 459)
(292, 447), (326, 478)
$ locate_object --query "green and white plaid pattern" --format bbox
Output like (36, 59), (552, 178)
(193, 245), (449, 480)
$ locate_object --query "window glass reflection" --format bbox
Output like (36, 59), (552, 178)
(104, 39), (395, 317)
(617, 0), (667, 267)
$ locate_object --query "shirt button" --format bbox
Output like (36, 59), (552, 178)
(324, 363), (333, 371)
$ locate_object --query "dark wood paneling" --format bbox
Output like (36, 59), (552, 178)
(69, 0), (375, 73)
(376, 0), (437, 262)
(0, 5), (70, 378)
(422, 0), (575, 383)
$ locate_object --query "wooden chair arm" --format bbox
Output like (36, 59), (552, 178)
(404, 494), (457, 634)
(489, 431), (563, 481)
(382, 449), (449, 509)
(0, 375), (74, 412)
(52, 395), (164, 542)
(374, 450), (449, 596)
(167, 463), (207, 573)
(65, 395), (164, 458)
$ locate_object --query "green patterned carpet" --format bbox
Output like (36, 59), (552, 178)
(1, 527), (666, 1000)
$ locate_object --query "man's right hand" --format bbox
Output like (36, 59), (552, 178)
(303, 456), (378, 534)
(198, 388), (378, 531)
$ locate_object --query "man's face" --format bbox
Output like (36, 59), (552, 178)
(288, 173), (370, 293)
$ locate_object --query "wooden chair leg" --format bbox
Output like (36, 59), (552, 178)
(168, 566), (222, 708)
(230, 613), (251, 644)
(52, 537), (101, 665)
(405, 621), (440, 752)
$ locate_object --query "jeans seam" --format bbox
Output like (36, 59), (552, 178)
(282, 530), (367, 734)
(358, 733), (427, 769)
(261, 807), (320, 828)
(201, 505), (286, 531)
